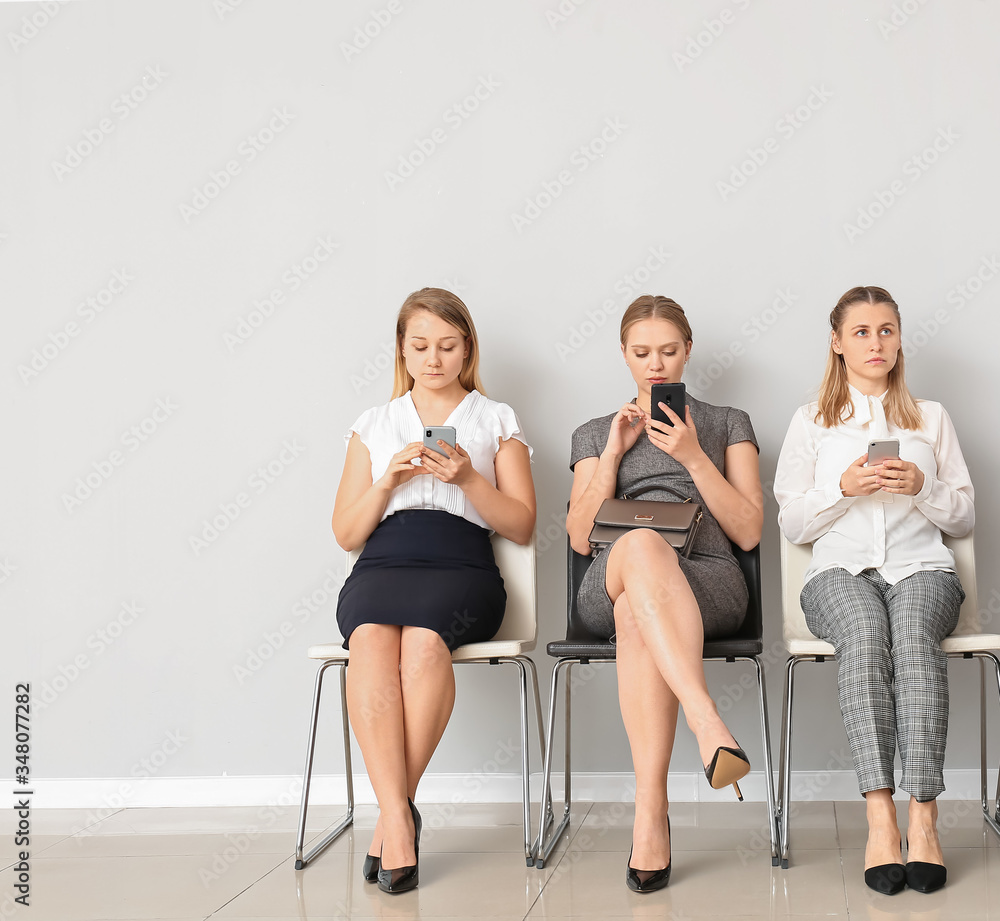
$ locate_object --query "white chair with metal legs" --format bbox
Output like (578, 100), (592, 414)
(294, 533), (545, 869)
(776, 532), (1000, 868)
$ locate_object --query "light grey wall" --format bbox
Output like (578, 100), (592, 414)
(3, 0), (999, 788)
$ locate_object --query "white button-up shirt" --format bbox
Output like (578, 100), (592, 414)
(347, 390), (531, 532)
(774, 385), (974, 586)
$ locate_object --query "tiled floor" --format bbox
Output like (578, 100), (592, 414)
(2, 800), (999, 919)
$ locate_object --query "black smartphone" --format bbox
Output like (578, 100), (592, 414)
(422, 425), (456, 456)
(866, 438), (900, 466)
(650, 382), (686, 426)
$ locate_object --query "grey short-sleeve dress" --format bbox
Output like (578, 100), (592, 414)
(570, 395), (758, 640)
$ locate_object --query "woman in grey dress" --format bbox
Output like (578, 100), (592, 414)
(567, 295), (763, 891)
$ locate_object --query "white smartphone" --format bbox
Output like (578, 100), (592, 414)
(422, 425), (456, 457)
(867, 438), (900, 466)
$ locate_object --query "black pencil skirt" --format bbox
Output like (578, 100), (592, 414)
(336, 509), (507, 651)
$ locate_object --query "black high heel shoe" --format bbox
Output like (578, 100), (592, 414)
(626, 816), (671, 892)
(362, 853), (379, 883)
(864, 862), (906, 895)
(704, 743), (751, 801)
(905, 835), (947, 893)
(377, 799), (422, 894)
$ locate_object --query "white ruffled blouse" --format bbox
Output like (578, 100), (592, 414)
(346, 390), (532, 532)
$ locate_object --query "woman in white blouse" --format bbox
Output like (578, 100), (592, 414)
(775, 285), (973, 896)
(332, 288), (535, 893)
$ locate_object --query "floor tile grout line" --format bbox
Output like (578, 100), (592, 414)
(203, 849), (290, 918)
(522, 801), (595, 919)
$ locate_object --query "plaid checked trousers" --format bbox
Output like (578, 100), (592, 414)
(800, 567), (965, 801)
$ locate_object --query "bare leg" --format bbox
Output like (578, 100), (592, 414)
(865, 789), (902, 870)
(399, 625), (456, 797)
(344, 624), (415, 869)
(361, 627), (456, 864)
(614, 593), (675, 873)
(906, 797), (944, 865)
(605, 528), (738, 765)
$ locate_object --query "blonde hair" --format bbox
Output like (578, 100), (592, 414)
(815, 285), (922, 430)
(391, 288), (486, 399)
(620, 295), (692, 347)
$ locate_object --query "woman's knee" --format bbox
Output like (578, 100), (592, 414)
(349, 623), (402, 658)
(609, 529), (679, 581)
(400, 626), (451, 664)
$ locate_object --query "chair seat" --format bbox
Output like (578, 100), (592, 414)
(307, 640), (534, 662)
(942, 634), (1000, 654)
(547, 637), (763, 660)
(786, 634), (1000, 658)
(546, 639), (617, 659)
(786, 638), (836, 657)
(704, 637), (764, 658)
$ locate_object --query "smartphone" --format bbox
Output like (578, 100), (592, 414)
(650, 382), (686, 426)
(866, 438), (900, 466)
(422, 425), (456, 456)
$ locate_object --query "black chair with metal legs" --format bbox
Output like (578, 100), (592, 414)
(533, 538), (779, 868)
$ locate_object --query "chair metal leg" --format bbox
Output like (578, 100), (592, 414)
(535, 658), (576, 869)
(509, 656), (538, 865)
(294, 661), (355, 870)
(777, 655), (801, 869)
(749, 655), (780, 865)
(977, 651), (1000, 839)
(455, 655), (544, 866)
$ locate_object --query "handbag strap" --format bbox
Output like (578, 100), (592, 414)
(622, 484), (691, 503)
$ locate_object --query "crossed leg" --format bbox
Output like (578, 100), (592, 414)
(606, 529), (743, 871)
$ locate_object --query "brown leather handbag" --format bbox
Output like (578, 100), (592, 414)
(588, 485), (702, 557)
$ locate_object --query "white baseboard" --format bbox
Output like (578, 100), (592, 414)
(8, 769), (997, 809)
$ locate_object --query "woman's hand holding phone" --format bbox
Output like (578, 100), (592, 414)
(873, 457), (924, 496)
(419, 440), (474, 487)
(840, 451), (924, 498)
(645, 403), (703, 467)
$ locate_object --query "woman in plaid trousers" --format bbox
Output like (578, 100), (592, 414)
(774, 286), (974, 895)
